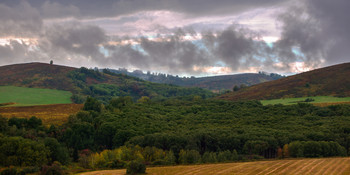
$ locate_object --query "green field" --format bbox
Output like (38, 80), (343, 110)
(0, 86), (72, 106)
(261, 96), (350, 105)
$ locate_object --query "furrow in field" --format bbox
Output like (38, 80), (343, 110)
(256, 160), (291, 175)
(328, 158), (349, 175)
(273, 159), (303, 174)
(302, 159), (327, 175)
(311, 158), (337, 175)
(292, 159), (320, 174)
(283, 159), (312, 174)
(194, 163), (231, 175)
(214, 162), (252, 175)
(320, 158), (343, 175)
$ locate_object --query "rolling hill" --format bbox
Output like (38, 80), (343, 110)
(0, 62), (213, 104)
(108, 68), (284, 91)
(218, 62), (350, 101)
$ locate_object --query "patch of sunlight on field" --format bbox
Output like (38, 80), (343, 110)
(79, 157), (350, 175)
(261, 96), (350, 105)
(0, 86), (72, 106)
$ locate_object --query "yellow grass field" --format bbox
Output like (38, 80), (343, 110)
(0, 104), (83, 125)
(80, 157), (350, 175)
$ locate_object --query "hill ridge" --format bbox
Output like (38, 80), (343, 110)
(218, 62), (350, 100)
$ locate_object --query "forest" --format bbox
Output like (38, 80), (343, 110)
(1, 96), (350, 174)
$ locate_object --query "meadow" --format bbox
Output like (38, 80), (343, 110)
(80, 157), (350, 175)
(260, 96), (350, 105)
(0, 86), (72, 106)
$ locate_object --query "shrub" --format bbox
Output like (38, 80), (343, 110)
(126, 160), (146, 175)
(304, 98), (315, 102)
(179, 150), (201, 164)
(1, 167), (17, 175)
(41, 161), (66, 175)
(19, 166), (40, 174)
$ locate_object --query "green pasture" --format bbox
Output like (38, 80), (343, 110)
(261, 96), (350, 105)
(0, 86), (72, 106)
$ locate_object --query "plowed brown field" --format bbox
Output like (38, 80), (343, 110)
(0, 104), (83, 125)
(80, 157), (350, 175)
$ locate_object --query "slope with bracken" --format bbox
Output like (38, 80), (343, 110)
(218, 62), (350, 101)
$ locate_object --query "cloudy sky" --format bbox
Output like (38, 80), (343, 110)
(0, 0), (349, 76)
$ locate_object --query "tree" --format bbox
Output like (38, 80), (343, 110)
(283, 144), (289, 158)
(233, 85), (239, 92)
(50, 60), (53, 65)
(83, 97), (102, 112)
(44, 138), (70, 165)
(179, 150), (201, 164)
(0, 137), (49, 166)
(137, 96), (150, 104)
(277, 147), (283, 159)
(126, 160), (146, 174)
(27, 116), (42, 129)
(0, 115), (8, 133)
(95, 122), (116, 149)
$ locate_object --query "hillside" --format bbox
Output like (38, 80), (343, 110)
(108, 68), (284, 91)
(0, 62), (213, 103)
(0, 62), (75, 91)
(218, 63), (350, 101)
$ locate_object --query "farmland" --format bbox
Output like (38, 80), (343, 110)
(260, 96), (350, 105)
(80, 157), (350, 175)
(0, 86), (72, 106)
(0, 104), (83, 125)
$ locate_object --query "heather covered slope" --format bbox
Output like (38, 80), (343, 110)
(0, 62), (75, 91)
(218, 63), (350, 101)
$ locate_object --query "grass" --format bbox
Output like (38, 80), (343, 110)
(261, 96), (350, 105)
(0, 86), (72, 106)
(79, 157), (350, 175)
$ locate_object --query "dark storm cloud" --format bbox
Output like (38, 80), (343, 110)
(99, 27), (268, 74)
(100, 29), (214, 74)
(41, 1), (80, 19)
(1, 0), (349, 75)
(275, 0), (350, 68)
(39, 22), (106, 58)
(0, 1), (42, 37)
(1, 0), (286, 19)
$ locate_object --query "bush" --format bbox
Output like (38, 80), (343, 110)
(304, 98), (315, 102)
(20, 166), (40, 174)
(126, 160), (146, 174)
(1, 167), (17, 175)
(178, 150), (201, 164)
(41, 161), (66, 175)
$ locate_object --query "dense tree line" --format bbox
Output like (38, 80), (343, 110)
(1, 97), (350, 173)
(68, 68), (213, 104)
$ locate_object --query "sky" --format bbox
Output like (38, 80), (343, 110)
(0, 0), (349, 77)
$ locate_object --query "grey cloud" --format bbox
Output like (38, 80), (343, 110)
(39, 22), (107, 60)
(274, 0), (350, 69)
(41, 1), (80, 19)
(1, 0), (288, 19)
(99, 27), (269, 75)
(0, 1), (42, 37)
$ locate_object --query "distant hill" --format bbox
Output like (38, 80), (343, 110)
(0, 63), (213, 103)
(0, 62), (75, 91)
(107, 69), (284, 91)
(218, 63), (350, 101)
